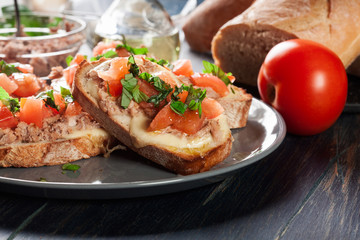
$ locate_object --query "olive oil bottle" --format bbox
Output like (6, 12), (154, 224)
(94, 0), (180, 62)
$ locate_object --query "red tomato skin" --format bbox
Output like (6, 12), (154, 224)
(258, 39), (348, 136)
(11, 73), (41, 97)
(0, 107), (18, 129)
(201, 98), (224, 119)
(63, 64), (78, 87)
(172, 110), (205, 135)
(172, 59), (194, 77)
(20, 98), (44, 128)
(190, 73), (229, 97)
(0, 73), (18, 94)
(64, 102), (82, 116)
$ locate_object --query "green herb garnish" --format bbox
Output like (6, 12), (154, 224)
(138, 73), (173, 107)
(146, 57), (173, 69)
(0, 60), (21, 76)
(116, 43), (148, 55)
(120, 73), (149, 109)
(127, 55), (140, 76)
(39, 177), (47, 182)
(62, 163), (80, 172)
(60, 87), (74, 105)
(91, 50), (118, 61)
(36, 89), (59, 111)
(0, 87), (20, 113)
(202, 60), (232, 86)
(65, 55), (74, 66)
(170, 85), (206, 118)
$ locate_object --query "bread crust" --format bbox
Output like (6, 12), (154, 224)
(0, 133), (111, 167)
(182, 0), (254, 52)
(212, 0), (360, 86)
(73, 59), (234, 175)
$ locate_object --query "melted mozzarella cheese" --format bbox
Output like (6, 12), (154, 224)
(129, 113), (229, 156)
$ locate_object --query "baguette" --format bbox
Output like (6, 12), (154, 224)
(212, 0), (360, 86)
(72, 57), (250, 175)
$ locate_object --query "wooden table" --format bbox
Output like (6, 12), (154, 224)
(0, 41), (359, 240)
(1, 3), (360, 236)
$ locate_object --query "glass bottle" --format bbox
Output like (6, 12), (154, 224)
(94, 0), (180, 62)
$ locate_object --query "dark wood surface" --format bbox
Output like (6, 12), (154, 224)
(0, 109), (359, 239)
(1, 10), (360, 240)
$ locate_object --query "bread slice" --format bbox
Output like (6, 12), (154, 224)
(73, 58), (235, 175)
(0, 128), (111, 167)
(212, 0), (360, 86)
(0, 69), (115, 168)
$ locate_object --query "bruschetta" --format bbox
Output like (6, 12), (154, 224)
(72, 55), (252, 175)
(0, 60), (113, 167)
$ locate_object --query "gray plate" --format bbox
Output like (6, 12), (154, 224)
(0, 98), (286, 199)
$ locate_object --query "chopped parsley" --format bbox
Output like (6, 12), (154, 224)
(138, 72), (173, 107)
(127, 55), (140, 76)
(0, 60), (21, 76)
(116, 43), (148, 55)
(90, 50), (118, 61)
(62, 163), (80, 172)
(36, 89), (59, 111)
(60, 87), (74, 105)
(170, 85), (206, 117)
(39, 177), (47, 182)
(65, 55), (74, 66)
(117, 55), (206, 118)
(202, 60), (232, 86)
(0, 87), (20, 113)
(146, 57), (173, 69)
(120, 73), (149, 109)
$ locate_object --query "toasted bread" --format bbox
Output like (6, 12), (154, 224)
(0, 64), (114, 168)
(0, 129), (111, 167)
(73, 58), (238, 175)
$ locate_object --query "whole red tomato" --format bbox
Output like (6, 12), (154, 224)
(258, 39), (348, 136)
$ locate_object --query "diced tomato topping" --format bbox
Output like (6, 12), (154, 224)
(0, 106), (18, 129)
(63, 54), (86, 87)
(97, 58), (130, 97)
(228, 75), (236, 83)
(11, 73), (41, 97)
(0, 73), (18, 94)
(20, 98), (44, 128)
(70, 54), (86, 66)
(172, 59), (194, 77)
(153, 71), (177, 87)
(92, 41), (122, 57)
(138, 79), (159, 97)
(98, 58), (129, 82)
(43, 105), (55, 119)
(147, 104), (179, 132)
(16, 63), (34, 73)
(148, 99), (205, 135)
(172, 109), (205, 135)
(190, 73), (229, 97)
(53, 92), (66, 114)
(65, 102), (82, 116)
(201, 98), (224, 119)
(63, 64), (79, 87)
(16, 63), (34, 74)
(107, 79), (123, 97)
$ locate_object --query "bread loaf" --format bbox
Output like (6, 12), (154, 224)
(182, 0), (254, 52)
(212, 0), (360, 86)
